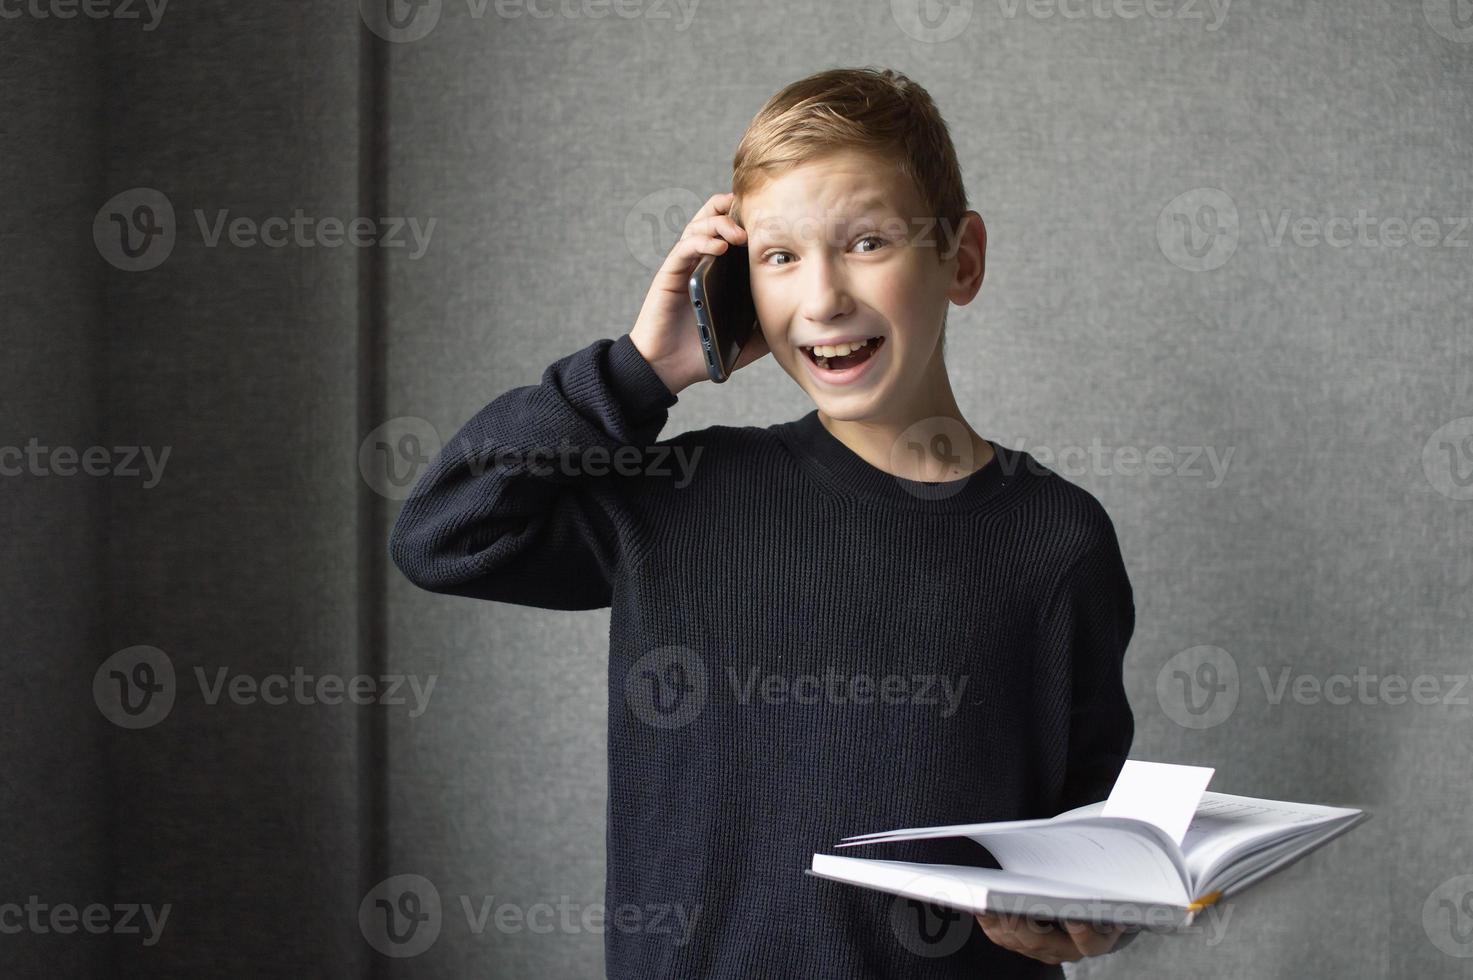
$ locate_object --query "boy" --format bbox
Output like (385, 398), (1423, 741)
(389, 66), (1138, 978)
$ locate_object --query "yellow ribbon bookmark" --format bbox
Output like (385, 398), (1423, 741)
(1187, 890), (1223, 912)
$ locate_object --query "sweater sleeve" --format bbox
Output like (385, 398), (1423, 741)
(387, 333), (678, 609)
(1035, 522), (1137, 817)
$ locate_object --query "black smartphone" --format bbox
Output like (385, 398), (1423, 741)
(688, 241), (758, 384)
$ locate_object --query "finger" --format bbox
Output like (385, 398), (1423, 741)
(975, 911), (1012, 940)
(1025, 931), (1078, 964)
(1063, 920), (1123, 957)
(975, 914), (1016, 951)
(690, 191), (733, 220)
(1011, 916), (1084, 963)
(680, 213), (747, 245)
(996, 931), (1068, 966)
(979, 916), (1057, 963)
(652, 232), (732, 287)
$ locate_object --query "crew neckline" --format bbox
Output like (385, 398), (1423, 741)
(775, 409), (1040, 513)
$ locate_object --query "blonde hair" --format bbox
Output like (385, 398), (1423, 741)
(731, 66), (969, 261)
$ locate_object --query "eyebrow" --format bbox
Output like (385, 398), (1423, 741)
(748, 197), (898, 243)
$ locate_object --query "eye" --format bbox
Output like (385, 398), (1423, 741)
(760, 235), (885, 266)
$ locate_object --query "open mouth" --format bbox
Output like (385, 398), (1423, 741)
(799, 336), (884, 372)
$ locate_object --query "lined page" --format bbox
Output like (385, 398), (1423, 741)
(1180, 792), (1357, 885)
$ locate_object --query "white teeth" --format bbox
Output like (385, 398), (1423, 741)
(803, 337), (878, 359)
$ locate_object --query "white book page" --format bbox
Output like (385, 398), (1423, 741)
(968, 821), (1192, 907)
(1101, 760), (1215, 845)
(841, 817), (1192, 906)
(1180, 791), (1359, 887)
(809, 855), (1170, 911)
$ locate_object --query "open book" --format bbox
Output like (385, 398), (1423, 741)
(806, 761), (1369, 932)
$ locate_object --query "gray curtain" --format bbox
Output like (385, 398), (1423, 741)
(3, 1), (1469, 978)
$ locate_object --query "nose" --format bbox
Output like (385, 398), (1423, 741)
(799, 252), (855, 325)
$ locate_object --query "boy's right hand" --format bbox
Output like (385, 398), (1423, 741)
(630, 191), (771, 396)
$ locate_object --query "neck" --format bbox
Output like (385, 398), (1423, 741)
(815, 356), (994, 483)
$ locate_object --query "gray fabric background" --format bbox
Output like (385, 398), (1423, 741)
(3, 0), (1470, 977)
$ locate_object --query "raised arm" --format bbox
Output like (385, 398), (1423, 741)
(387, 333), (677, 610)
(390, 190), (769, 609)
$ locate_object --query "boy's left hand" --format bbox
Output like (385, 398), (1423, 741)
(975, 912), (1125, 965)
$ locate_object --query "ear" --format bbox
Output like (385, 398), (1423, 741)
(943, 211), (986, 307)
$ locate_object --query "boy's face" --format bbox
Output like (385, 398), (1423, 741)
(739, 149), (980, 423)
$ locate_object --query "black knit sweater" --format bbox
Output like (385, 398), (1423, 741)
(388, 333), (1138, 978)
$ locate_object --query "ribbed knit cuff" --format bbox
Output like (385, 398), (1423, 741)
(607, 333), (679, 420)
